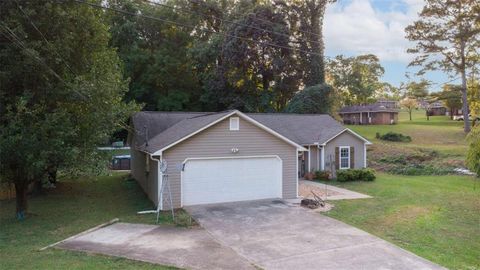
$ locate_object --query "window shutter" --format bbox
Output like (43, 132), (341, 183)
(350, 146), (355, 168)
(335, 147), (339, 170)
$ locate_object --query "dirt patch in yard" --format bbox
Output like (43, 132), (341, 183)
(381, 205), (435, 227)
(299, 183), (341, 198)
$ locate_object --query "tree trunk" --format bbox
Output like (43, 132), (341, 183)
(409, 110), (412, 121)
(15, 183), (28, 220)
(460, 69), (471, 133)
(47, 165), (57, 185)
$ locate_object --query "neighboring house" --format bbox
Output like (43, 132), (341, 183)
(427, 101), (447, 116)
(338, 104), (399, 125)
(128, 110), (371, 209)
(376, 99), (398, 109)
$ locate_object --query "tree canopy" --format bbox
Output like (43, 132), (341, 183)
(326, 54), (385, 105)
(0, 0), (137, 218)
(405, 0), (480, 132)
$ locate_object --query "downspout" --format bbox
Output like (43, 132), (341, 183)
(137, 152), (163, 215)
(149, 153), (163, 211)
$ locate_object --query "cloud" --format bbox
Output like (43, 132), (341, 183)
(324, 0), (424, 62)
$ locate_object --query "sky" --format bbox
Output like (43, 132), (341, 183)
(323, 0), (455, 90)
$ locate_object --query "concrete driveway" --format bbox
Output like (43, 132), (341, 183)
(57, 222), (255, 270)
(186, 200), (445, 270)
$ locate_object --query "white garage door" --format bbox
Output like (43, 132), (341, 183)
(182, 157), (282, 206)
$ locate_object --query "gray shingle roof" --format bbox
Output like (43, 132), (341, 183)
(247, 113), (346, 145)
(339, 104), (399, 113)
(130, 111), (206, 150)
(131, 111), (351, 153)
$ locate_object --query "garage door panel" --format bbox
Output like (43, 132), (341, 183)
(182, 157), (282, 206)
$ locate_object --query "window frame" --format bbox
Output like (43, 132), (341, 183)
(229, 117), (239, 131)
(339, 146), (350, 170)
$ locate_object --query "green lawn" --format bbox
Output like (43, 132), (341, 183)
(322, 174), (480, 270)
(0, 173), (177, 270)
(348, 109), (467, 156)
(333, 110), (480, 269)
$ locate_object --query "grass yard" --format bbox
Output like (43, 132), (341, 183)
(348, 109), (467, 156)
(322, 174), (480, 270)
(347, 110), (470, 174)
(0, 173), (178, 270)
(332, 109), (480, 269)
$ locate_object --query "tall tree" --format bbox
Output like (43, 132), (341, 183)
(213, 4), (299, 111)
(401, 79), (430, 99)
(108, 0), (201, 111)
(285, 83), (334, 114)
(405, 0), (480, 133)
(326, 54), (385, 105)
(275, 0), (336, 87)
(0, 0), (136, 218)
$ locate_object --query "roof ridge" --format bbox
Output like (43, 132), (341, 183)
(247, 112), (330, 116)
(138, 111), (209, 114)
(187, 110), (234, 119)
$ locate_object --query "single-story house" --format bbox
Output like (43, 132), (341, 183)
(427, 102), (447, 116)
(376, 99), (398, 109)
(128, 110), (371, 209)
(338, 104), (399, 125)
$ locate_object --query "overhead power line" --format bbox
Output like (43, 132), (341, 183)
(0, 22), (66, 83)
(0, 22), (88, 100)
(15, 0), (78, 78)
(72, 0), (324, 57)
(185, 0), (324, 40)
(142, 0), (323, 47)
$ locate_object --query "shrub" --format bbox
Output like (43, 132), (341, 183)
(314, 170), (330, 181)
(387, 164), (454, 175)
(337, 168), (376, 182)
(377, 132), (412, 142)
(466, 126), (480, 177)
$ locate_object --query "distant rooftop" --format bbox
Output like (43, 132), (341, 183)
(339, 104), (399, 114)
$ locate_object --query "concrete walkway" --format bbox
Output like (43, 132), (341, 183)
(186, 200), (445, 270)
(57, 222), (255, 270)
(300, 180), (372, 200)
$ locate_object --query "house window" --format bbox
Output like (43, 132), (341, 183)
(229, 117), (239, 131)
(339, 146), (350, 169)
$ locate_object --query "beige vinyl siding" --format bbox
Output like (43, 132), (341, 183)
(131, 149), (159, 206)
(324, 131), (366, 174)
(163, 116), (297, 208)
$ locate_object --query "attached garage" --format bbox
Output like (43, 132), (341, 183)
(129, 110), (371, 210)
(182, 156), (282, 206)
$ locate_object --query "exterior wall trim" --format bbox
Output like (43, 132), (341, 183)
(180, 155), (283, 207)
(363, 142), (367, 168)
(295, 150), (299, 198)
(321, 128), (372, 146)
(338, 146), (351, 170)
